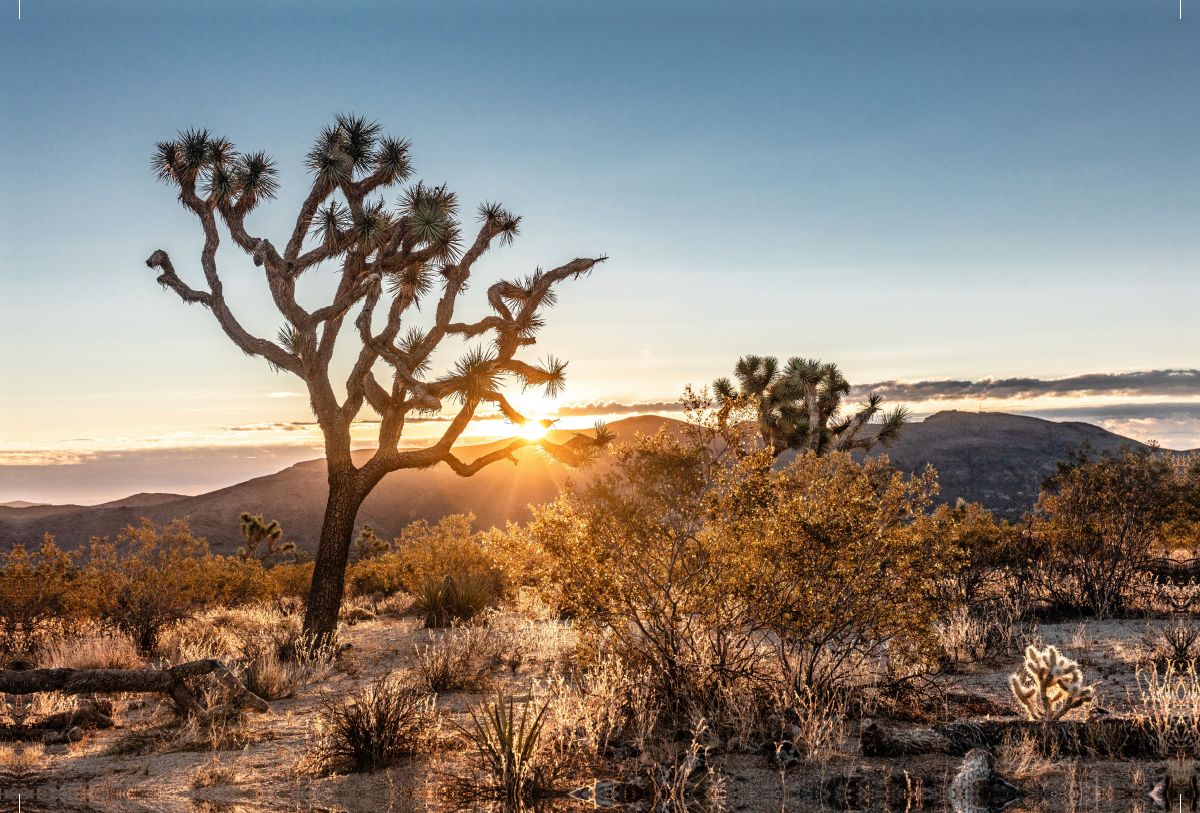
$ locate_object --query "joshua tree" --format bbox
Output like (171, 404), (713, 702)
(237, 512), (294, 564)
(713, 355), (909, 457)
(145, 115), (610, 640)
(352, 524), (390, 562)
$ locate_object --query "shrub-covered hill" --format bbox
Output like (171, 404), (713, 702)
(851, 410), (1189, 519)
(0, 411), (1185, 553)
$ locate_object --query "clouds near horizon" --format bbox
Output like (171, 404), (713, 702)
(851, 369), (1200, 402)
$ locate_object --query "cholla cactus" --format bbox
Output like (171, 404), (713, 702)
(238, 512), (294, 563)
(1010, 644), (1096, 721)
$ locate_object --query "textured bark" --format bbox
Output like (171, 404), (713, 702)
(0, 659), (269, 719)
(303, 469), (366, 640)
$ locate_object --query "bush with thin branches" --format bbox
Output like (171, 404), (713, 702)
(312, 673), (432, 773)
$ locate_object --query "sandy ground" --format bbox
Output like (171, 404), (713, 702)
(0, 615), (1189, 812)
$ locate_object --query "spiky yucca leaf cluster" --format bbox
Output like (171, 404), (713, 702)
(152, 128), (280, 212)
(1010, 644), (1096, 721)
(237, 512), (294, 564)
(461, 690), (551, 806)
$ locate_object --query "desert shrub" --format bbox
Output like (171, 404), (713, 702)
(480, 522), (555, 601)
(415, 573), (495, 627)
(39, 632), (141, 670)
(313, 673), (432, 772)
(0, 538), (81, 661)
(1141, 621), (1200, 669)
(921, 501), (1014, 612)
(413, 622), (498, 692)
(82, 519), (257, 653)
(535, 425), (774, 721)
(1031, 444), (1180, 616)
(206, 558), (274, 607)
(267, 561), (314, 599)
(344, 553), (406, 598)
(747, 451), (956, 693)
(394, 514), (503, 596)
(534, 392), (958, 719)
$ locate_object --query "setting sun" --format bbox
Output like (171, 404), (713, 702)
(517, 421), (548, 440)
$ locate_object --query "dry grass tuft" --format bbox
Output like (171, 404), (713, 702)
(309, 672), (433, 773)
(413, 622), (499, 693)
(1133, 662), (1200, 757)
(0, 742), (45, 778)
(39, 633), (142, 670)
(775, 686), (847, 765)
(994, 731), (1056, 779)
(191, 752), (246, 787)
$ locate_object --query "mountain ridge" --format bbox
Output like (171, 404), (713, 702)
(0, 411), (1181, 552)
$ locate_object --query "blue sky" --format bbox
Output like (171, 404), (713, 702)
(1, 0), (1198, 502)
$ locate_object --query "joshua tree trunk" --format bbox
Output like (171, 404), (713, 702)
(144, 118), (611, 644)
(303, 468), (367, 638)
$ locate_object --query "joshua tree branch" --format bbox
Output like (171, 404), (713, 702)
(284, 182), (332, 267)
(145, 250), (212, 306)
(831, 404), (879, 452)
(145, 249), (301, 376)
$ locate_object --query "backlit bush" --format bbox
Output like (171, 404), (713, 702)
(394, 513), (503, 596)
(1031, 444), (1184, 616)
(344, 553), (406, 598)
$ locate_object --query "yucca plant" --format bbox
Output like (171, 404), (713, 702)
(460, 690), (553, 805)
(237, 512), (294, 563)
(416, 573), (494, 628)
(145, 116), (612, 642)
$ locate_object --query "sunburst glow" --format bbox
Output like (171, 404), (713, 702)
(517, 422), (548, 440)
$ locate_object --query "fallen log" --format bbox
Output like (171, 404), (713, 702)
(861, 718), (1161, 758)
(0, 659), (269, 724)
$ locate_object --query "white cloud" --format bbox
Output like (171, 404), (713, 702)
(267, 392), (303, 398)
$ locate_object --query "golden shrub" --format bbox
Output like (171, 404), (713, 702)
(393, 514), (502, 596)
(267, 561), (315, 598)
(344, 554), (406, 598)
(81, 519), (266, 652)
(0, 537), (82, 658)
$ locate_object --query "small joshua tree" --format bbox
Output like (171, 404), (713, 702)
(713, 355), (909, 457)
(1010, 644), (1096, 721)
(352, 525), (390, 562)
(237, 512), (295, 564)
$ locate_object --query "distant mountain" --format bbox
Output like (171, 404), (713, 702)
(0, 411), (1181, 552)
(0, 501), (46, 509)
(0, 415), (676, 555)
(853, 410), (1186, 518)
